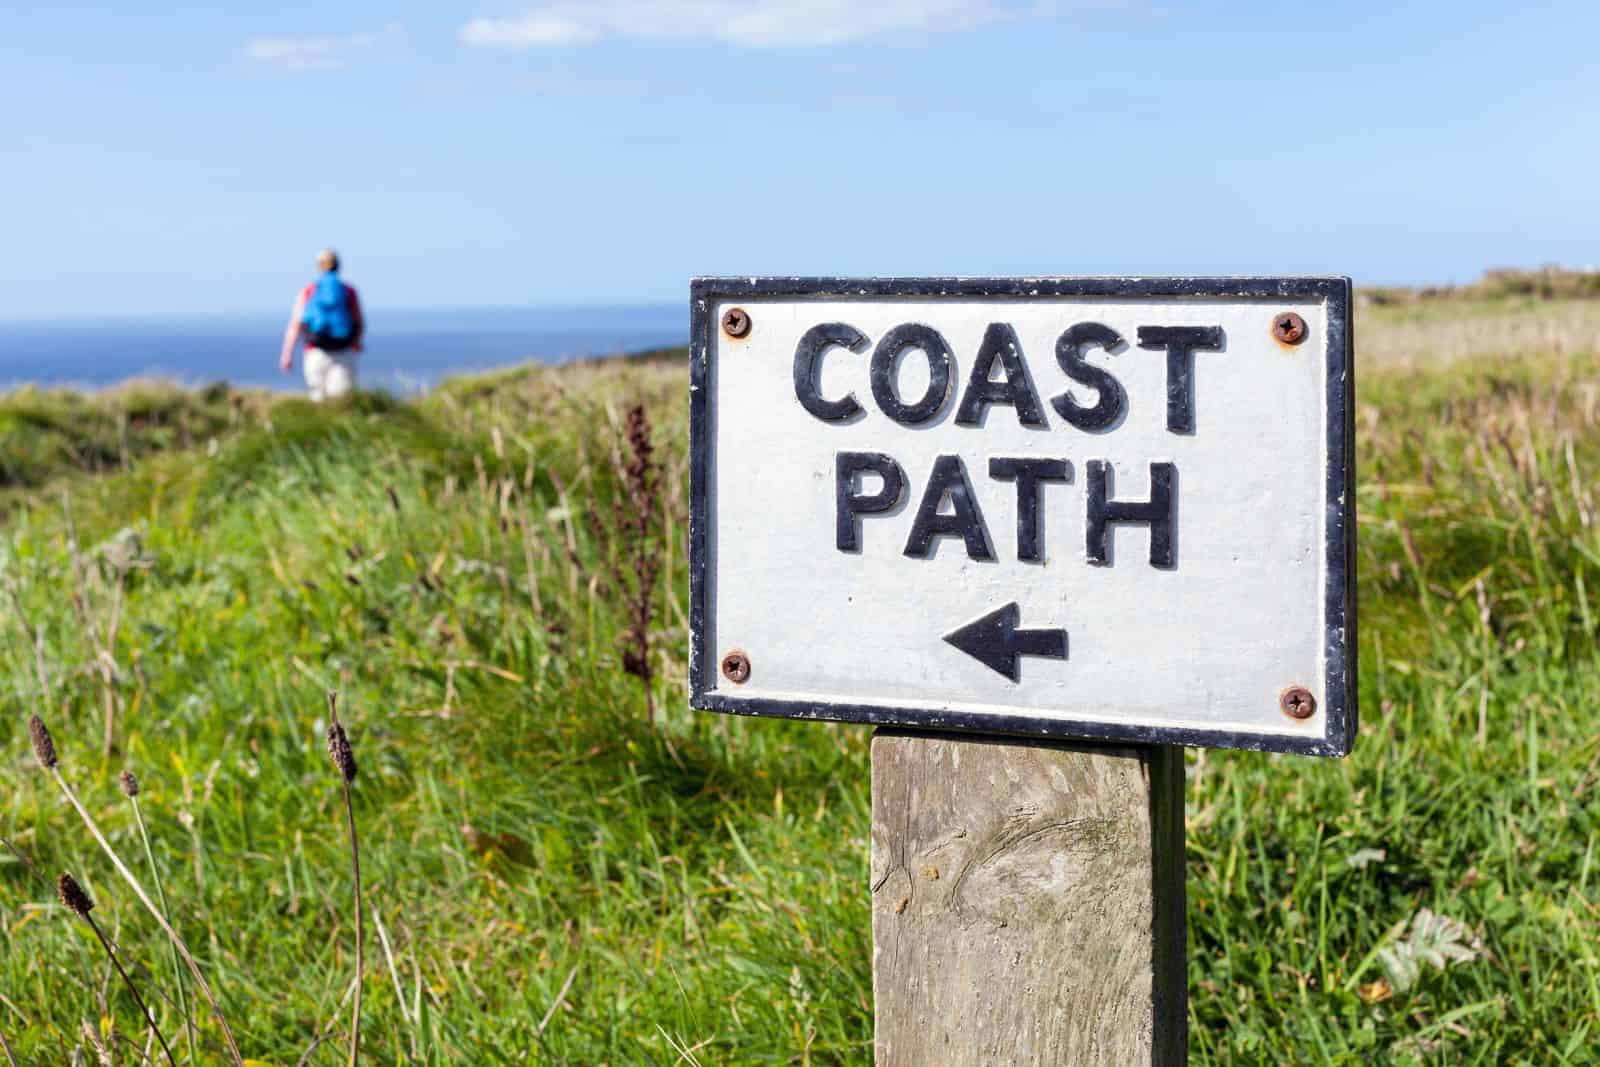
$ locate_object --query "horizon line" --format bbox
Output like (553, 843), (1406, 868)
(0, 299), (686, 328)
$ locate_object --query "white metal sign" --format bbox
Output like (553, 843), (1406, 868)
(689, 278), (1354, 756)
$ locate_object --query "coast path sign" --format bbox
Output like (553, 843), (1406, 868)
(689, 277), (1355, 756)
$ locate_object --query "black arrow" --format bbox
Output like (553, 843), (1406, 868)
(943, 602), (1067, 682)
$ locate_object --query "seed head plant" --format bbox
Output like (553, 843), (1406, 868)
(55, 871), (94, 917)
(56, 872), (176, 1067)
(328, 706), (358, 785)
(594, 402), (663, 722)
(326, 691), (364, 1067)
(29, 712), (243, 1065)
(29, 713), (57, 769)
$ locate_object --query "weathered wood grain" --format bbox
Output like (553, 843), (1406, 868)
(871, 730), (1185, 1066)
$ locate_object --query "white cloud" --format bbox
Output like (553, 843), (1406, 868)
(459, 1), (1040, 49)
(462, 15), (598, 47)
(245, 31), (380, 72)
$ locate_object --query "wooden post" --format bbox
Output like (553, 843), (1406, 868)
(870, 730), (1186, 1066)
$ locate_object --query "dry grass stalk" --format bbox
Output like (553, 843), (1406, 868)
(326, 692), (363, 1067)
(59, 489), (126, 757)
(29, 714), (244, 1065)
(5, 585), (55, 709)
(537, 965), (580, 1036)
(99, 558), (127, 757)
(519, 508), (544, 621)
(60, 489), (94, 630)
(123, 768), (199, 1063)
(370, 906), (410, 1028)
(56, 872), (176, 1067)
(1358, 298), (1600, 372)
(1370, 469), (1429, 606)
(547, 469), (583, 599)
(81, 1019), (118, 1067)
(59, 489), (129, 755)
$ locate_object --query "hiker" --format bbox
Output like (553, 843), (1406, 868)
(280, 249), (365, 401)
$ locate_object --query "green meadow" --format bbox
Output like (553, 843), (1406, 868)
(3, 296), (1600, 1064)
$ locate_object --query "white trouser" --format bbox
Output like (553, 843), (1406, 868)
(304, 346), (358, 402)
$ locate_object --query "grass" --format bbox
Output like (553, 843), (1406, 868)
(1, 302), (1598, 1063)
(1188, 367), (1600, 1062)
(0, 380), (266, 500)
(1365, 266), (1600, 307)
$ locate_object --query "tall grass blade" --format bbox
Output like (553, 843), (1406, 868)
(124, 771), (198, 1064)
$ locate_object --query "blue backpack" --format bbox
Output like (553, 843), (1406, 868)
(302, 271), (356, 351)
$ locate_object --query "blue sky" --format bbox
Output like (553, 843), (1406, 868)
(3, 2), (1598, 318)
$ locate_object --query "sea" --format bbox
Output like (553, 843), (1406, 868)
(0, 304), (686, 394)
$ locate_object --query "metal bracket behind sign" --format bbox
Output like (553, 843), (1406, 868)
(688, 276), (1356, 757)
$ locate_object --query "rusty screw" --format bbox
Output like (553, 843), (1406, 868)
(1272, 312), (1308, 345)
(721, 307), (751, 338)
(1280, 685), (1317, 720)
(721, 650), (751, 684)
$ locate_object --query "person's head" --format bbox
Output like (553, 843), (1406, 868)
(317, 248), (340, 273)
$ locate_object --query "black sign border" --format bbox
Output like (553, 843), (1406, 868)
(689, 276), (1356, 757)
